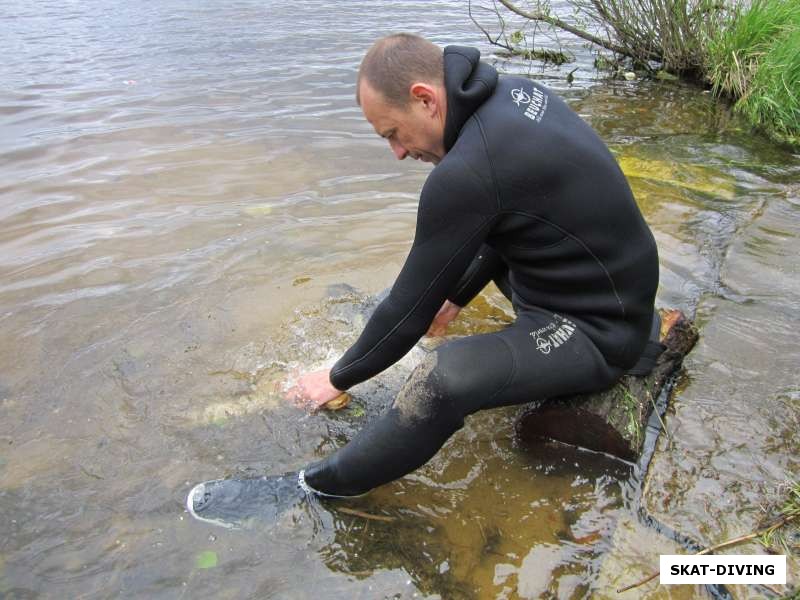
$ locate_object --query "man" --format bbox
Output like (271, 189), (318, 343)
(187, 34), (659, 523)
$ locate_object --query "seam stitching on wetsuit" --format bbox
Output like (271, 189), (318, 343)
(446, 120), (500, 304)
(485, 334), (518, 407)
(506, 235), (568, 251)
(473, 115), (502, 212)
(447, 116), (503, 304)
(331, 218), (495, 378)
(502, 210), (626, 319)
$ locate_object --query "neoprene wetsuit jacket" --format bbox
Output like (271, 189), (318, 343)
(329, 46), (659, 391)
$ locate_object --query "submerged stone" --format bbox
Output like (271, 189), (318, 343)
(617, 154), (737, 200)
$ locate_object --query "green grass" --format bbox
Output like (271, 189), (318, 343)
(707, 0), (800, 144)
(619, 385), (643, 447)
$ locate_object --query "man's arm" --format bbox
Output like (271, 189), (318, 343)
(425, 244), (508, 336)
(447, 243), (507, 307)
(288, 232), (497, 407)
(426, 299), (462, 337)
(329, 160), (495, 390)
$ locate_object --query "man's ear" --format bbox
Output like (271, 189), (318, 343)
(409, 83), (440, 115)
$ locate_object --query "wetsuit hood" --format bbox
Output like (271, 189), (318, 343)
(443, 46), (498, 152)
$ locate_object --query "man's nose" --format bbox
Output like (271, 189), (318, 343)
(389, 138), (408, 160)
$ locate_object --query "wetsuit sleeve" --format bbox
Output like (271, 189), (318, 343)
(447, 243), (507, 307)
(329, 161), (495, 390)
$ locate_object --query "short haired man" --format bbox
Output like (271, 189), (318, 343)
(188, 34), (659, 522)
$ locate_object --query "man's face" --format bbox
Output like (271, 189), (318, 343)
(359, 80), (446, 164)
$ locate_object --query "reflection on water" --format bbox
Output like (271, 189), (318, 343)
(1, 1), (798, 598)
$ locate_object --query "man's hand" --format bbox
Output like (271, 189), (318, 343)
(285, 369), (345, 411)
(425, 300), (462, 337)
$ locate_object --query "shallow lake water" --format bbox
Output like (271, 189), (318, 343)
(1, 1), (798, 598)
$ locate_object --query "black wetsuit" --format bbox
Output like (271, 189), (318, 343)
(304, 46), (659, 497)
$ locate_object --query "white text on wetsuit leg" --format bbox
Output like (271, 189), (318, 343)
(530, 314), (576, 355)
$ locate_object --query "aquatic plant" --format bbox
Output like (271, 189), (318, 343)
(758, 480), (800, 554)
(620, 385), (643, 448)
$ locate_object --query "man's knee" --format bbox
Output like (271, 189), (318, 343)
(436, 335), (516, 412)
(392, 334), (516, 422)
(391, 351), (465, 430)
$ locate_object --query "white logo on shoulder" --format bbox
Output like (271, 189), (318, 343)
(510, 86), (548, 122)
(511, 87), (531, 106)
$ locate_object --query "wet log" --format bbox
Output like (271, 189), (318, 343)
(515, 309), (699, 461)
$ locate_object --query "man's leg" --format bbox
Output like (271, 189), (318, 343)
(302, 309), (623, 496)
